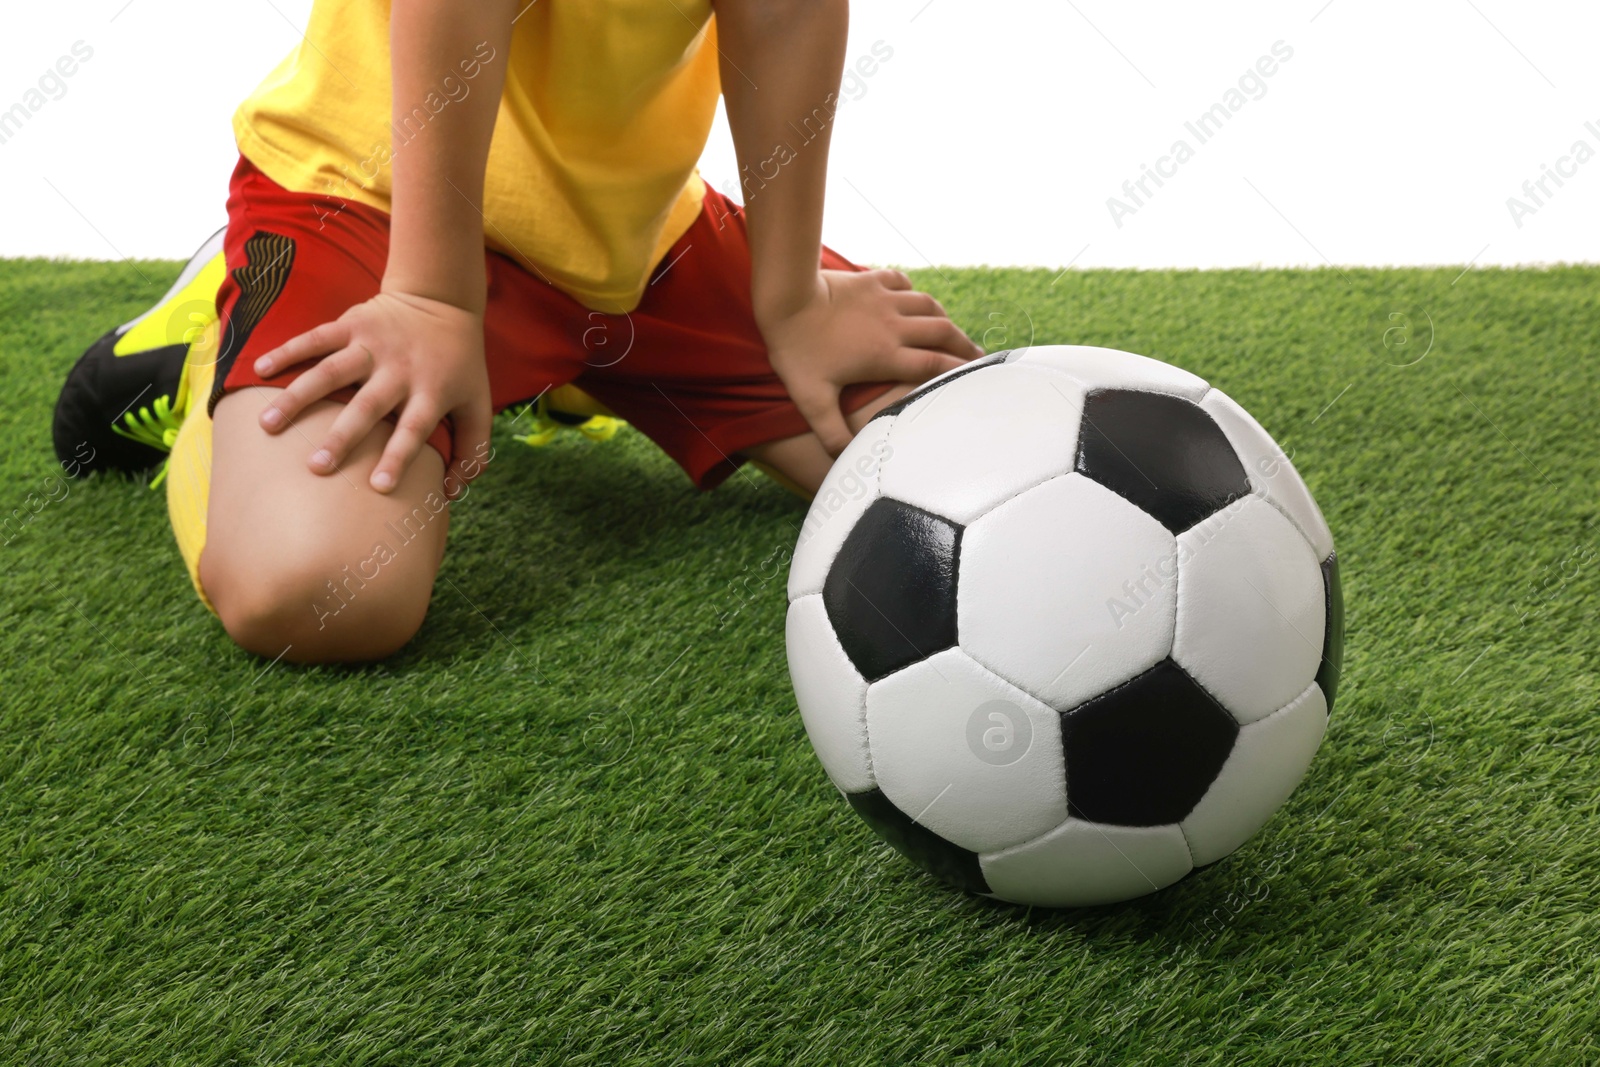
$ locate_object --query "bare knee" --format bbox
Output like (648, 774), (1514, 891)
(200, 388), (450, 664)
(201, 542), (431, 663)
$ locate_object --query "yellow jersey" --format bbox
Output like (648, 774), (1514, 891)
(233, 0), (721, 313)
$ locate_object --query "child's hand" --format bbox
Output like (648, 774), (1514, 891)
(252, 290), (493, 494)
(760, 269), (983, 456)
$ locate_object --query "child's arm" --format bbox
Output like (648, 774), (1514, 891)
(252, 0), (519, 493)
(717, 0), (982, 456)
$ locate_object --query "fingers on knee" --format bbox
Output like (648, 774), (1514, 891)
(200, 543), (431, 663)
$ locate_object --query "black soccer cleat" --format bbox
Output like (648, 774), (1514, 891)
(52, 228), (226, 478)
(54, 327), (189, 476)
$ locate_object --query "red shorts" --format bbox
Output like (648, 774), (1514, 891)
(209, 155), (892, 488)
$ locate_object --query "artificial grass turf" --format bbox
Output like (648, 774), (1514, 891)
(1, 257), (1597, 1066)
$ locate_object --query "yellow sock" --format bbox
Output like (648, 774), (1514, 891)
(546, 383), (615, 418)
(165, 320), (220, 617)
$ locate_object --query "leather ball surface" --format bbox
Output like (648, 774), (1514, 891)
(785, 345), (1341, 907)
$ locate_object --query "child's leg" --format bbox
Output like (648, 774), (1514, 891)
(154, 158), (475, 663)
(158, 316), (449, 663)
(742, 383), (915, 497)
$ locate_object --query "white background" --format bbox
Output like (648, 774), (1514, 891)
(2, 0), (1595, 269)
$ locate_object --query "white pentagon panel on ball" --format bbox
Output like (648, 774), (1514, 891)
(785, 595), (874, 795)
(787, 415), (894, 601)
(877, 362), (1083, 526)
(1180, 682), (1328, 866)
(980, 819), (1194, 907)
(864, 647), (1068, 855)
(959, 473), (1178, 712)
(1011, 345), (1210, 402)
(1172, 496), (1325, 724)
(1199, 388), (1334, 559)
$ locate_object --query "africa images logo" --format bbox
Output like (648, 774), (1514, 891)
(0, 41), (94, 147)
(1504, 119), (1600, 229)
(965, 700), (1033, 767)
(1107, 40), (1295, 228)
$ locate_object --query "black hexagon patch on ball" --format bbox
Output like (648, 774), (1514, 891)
(1316, 552), (1345, 713)
(1060, 658), (1239, 826)
(823, 497), (961, 681)
(1076, 389), (1250, 534)
(847, 788), (990, 894)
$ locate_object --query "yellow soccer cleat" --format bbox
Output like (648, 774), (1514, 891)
(503, 384), (626, 447)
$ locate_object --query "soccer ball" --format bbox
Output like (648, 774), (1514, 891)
(785, 345), (1342, 907)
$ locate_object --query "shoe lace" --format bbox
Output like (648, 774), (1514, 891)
(111, 394), (184, 489)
